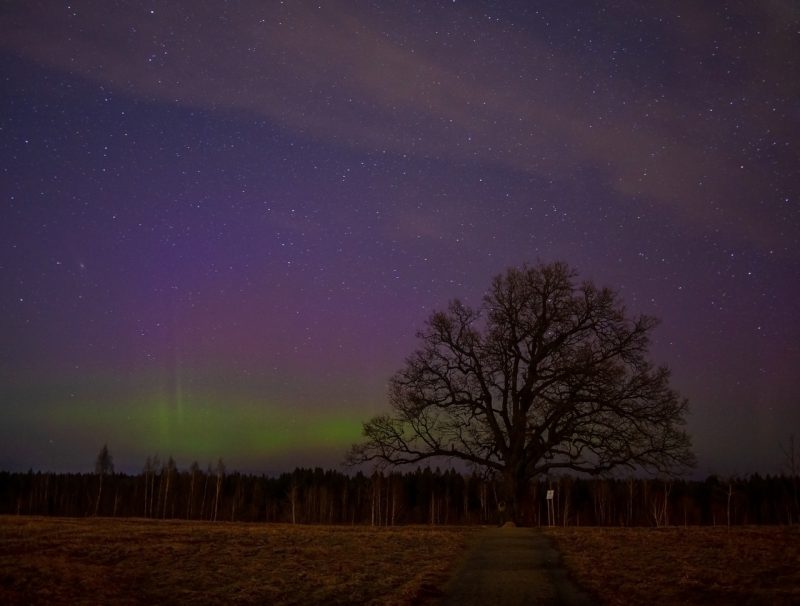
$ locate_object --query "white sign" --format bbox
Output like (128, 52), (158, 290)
(546, 489), (554, 500)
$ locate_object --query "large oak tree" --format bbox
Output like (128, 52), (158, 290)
(349, 262), (695, 521)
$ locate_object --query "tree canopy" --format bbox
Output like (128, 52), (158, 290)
(349, 261), (695, 519)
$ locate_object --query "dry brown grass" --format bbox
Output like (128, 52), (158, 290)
(0, 516), (471, 605)
(6, 517), (798, 605)
(546, 526), (800, 605)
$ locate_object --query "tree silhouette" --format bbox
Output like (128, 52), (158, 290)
(94, 443), (114, 516)
(161, 456), (177, 518)
(213, 458), (225, 522)
(349, 261), (695, 522)
(781, 434), (799, 523)
(188, 461), (200, 519)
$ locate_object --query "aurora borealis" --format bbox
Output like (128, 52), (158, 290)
(1, 1), (798, 476)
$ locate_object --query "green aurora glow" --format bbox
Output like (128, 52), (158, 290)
(2, 378), (369, 471)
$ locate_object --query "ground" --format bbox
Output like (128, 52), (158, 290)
(0, 516), (468, 605)
(547, 526), (800, 605)
(2, 517), (799, 605)
(440, 526), (591, 605)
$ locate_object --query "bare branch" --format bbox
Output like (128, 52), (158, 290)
(348, 262), (695, 519)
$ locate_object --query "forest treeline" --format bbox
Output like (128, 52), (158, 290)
(2, 465), (798, 526)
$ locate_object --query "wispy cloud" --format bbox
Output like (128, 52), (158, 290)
(2, 1), (796, 250)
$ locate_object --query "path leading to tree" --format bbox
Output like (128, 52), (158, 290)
(438, 527), (593, 606)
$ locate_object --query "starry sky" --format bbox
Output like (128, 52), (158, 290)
(1, 1), (798, 477)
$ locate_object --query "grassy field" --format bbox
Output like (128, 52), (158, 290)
(0, 516), (470, 605)
(3, 518), (799, 605)
(547, 526), (800, 605)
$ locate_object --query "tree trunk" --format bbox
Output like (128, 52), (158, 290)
(200, 473), (208, 520)
(213, 475), (222, 522)
(94, 473), (103, 516)
(163, 472), (170, 519)
(727, 482), (733, 527)
(290, 482), (297, 524)
(479, 482), (488, 523)
(500, 465), (525, 525)
(149, 472), (157, 518)
(188, 473), (195, 519)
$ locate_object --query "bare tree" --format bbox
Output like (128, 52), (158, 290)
(781, 434), (799, 524)
(200, 462), (211, 520)
(146, 455), (160, 518)
(726, 480), (734, 527)
(94, 444), (114, 516)
(349, 262), (695, 522)
(161, 457), (177, 519)
(213, 458), (225, 522)
(650, 480), (671, 527)
(289, 477), (298, 524)
(155, 458), (165, 517)
(188, 461), (200, 519)
(143, 456), (153, 517)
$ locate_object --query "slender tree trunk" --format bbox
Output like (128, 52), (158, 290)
(149, 472), (157, 518)
(43, 474), (49, 516)
(163, 472), (171, 519)
(385, 480), (390, 526)
(392, 480), (399, 525)
(156, 472), (164, 519)
(628, 478), (634, 526)
(201, 473), (209, 520)
(479, 482), (487, 523)
(213, 474), (222, 522)
(371, 483), (376, 526)
(94, 473), (103, 516)
(340, 485), (347, 525)
(290, 482), (297, 524)
(727, 482), (733, 527)
(188, 473), (195, 519)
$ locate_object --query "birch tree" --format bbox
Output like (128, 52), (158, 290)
(94, 444), (114, 516)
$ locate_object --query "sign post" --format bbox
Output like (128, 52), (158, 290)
(546, 489), (555, 527)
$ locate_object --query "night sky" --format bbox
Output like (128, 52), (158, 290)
(1, 1), (798, 477)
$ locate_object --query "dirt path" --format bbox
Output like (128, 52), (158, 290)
(438, 527), (593, 606)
